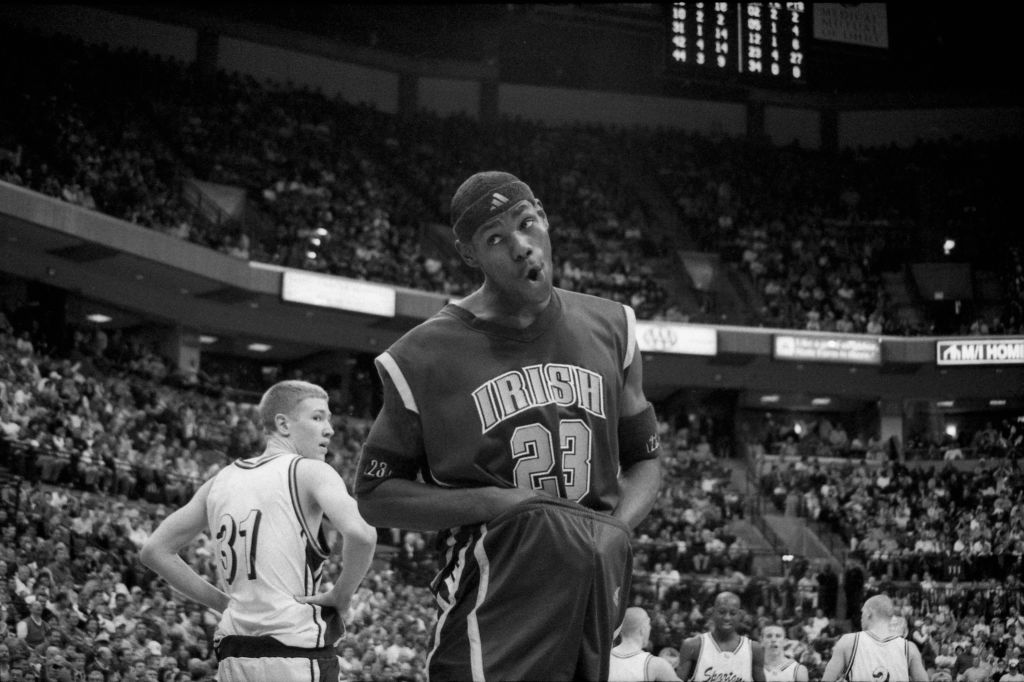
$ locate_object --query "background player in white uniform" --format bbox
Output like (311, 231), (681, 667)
(610, 607), (682, 681)
(761, 625), (808, 682)
(677, 592), (765, 682)
(141, 380), (376, 681)
(822, 594), (929, 682)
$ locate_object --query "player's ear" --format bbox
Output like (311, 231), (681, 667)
(455, 239), (479, 269)
(274, 413), (290, 434)
(535, 200), (549, 230)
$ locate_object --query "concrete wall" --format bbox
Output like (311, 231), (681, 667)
(499, 83), (747, 135)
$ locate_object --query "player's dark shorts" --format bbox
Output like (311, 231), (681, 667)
(215, 635), (340, 681)
(427, 495), (633, 682)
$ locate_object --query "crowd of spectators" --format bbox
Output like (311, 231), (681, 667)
(646, 131), (902, 332)
(632, 552), (1024, 681)
(3, 25), (1022, 333)
(631, 441), (753, 603)
(646, 128), (1023, 336)
(755, 451), (1024, 585)
(0, 26), (673, 319)
(745, 410), (1022, 464)
(904, 420), (1024, 462)
(4, 305), (1024, 679)
(0, 305), (770, 679)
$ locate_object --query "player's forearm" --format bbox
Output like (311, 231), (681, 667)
(329, 527), (376, 601)
(614, 458), (662, 530)
(357, 478), (531, 531)
(820, 657), (845, 682)
(141, 549), (229, 613)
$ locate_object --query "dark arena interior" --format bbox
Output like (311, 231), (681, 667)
(0, 4), (1022, 681)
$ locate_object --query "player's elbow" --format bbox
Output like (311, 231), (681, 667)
(355, 491), (390, 529)
(139, 540), (159, 571)
(351, 517), (378, 548)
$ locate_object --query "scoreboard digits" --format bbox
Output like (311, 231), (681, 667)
(669, 2), (807, 84)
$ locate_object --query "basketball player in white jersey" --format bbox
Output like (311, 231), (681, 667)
(610, 607), (682, 681)
(761, 625), (808, 682)
(141, 380), (377, 681)
(677, 592), (765, 682)
(821, 594), (929, 682)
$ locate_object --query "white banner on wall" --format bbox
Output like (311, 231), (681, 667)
(635, 322), (717, 356)
(936, 339), (1024, 366)
(774, 334), (882, 365)
(281, 270), (396, 317)
(813, 4), (889, 49)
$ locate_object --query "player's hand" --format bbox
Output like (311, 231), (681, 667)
(488, 485), (542, 517)
(295, 591), (348, 644)
(294, 590), (352, 617)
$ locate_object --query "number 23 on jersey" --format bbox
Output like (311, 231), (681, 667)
(511, 419), (592, 501)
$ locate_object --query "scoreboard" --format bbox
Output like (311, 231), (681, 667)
(667, 2), (809, 85)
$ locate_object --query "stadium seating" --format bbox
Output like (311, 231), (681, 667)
(4, 26), (1021, 333)
(2, 20), (1023, 682)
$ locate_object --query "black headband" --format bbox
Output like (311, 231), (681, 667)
(452, 180), (536, 242)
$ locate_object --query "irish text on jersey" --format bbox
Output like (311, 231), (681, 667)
(471, 363), (606, 433)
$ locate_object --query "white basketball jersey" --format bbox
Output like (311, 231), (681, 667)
(693, 632), (753, 682)
(843, 632), (910, 682)
(207, 447), (339, 649)
(609, 649), (654, 681)
(764, 658), (800, 682)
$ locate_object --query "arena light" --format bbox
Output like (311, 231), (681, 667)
(944, 424), (957, 438)
(85, 313), (112, 323)
(247, 343), (272, 353)
(936, 400), (954, 408)
(199, 335), (218, 344)
(811, 397), (831, 406)
(760, 394), (780, 403)
(990, 399), (1007, 406)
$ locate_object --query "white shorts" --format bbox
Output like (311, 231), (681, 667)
(217, 656), (339, 682)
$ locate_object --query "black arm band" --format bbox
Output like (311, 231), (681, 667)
(618, 403), (661, 468)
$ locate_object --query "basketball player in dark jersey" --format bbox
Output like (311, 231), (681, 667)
(355, 170), (663, 681)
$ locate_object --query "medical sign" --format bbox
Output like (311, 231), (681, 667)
(773, 334), (881, 365)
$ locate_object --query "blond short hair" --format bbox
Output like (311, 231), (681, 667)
(619, 607), (650, 638)
(257, 380), (328, 434)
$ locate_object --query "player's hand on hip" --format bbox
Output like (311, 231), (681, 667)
(488, 485), (544, 516)
(294, 591), (352, 617)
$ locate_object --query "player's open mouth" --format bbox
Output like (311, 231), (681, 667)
(526, 265), (542, 282)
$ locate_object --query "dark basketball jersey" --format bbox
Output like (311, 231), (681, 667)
(361, 287), (638, 512)
(356, 287), (644, 679)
